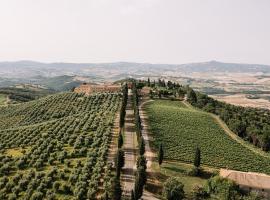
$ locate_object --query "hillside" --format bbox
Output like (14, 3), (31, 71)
(1, 60), (270, 81)
(0, 86), (54, 104)
(0, 92), (120, 199)
(145, 100), (270, 174)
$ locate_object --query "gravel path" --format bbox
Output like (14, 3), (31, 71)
(122, 91), (137, 198)
(140, 99), (160, 200)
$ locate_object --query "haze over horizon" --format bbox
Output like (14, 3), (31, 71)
(0, 0), (269, 65)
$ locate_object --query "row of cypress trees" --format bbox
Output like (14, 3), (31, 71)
(131, 82), (147, 200)
(120, 83), (128, 129)
(111, 83), (129, 200)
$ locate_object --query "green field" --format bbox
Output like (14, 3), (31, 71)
(0, 92), (120, 199)
(0, 94), (6, 105)
(145, 100), (270, 174)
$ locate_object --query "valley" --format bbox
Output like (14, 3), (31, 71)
(0, 79), (270, 199)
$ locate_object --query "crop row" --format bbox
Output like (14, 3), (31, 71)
(0, 92), (120, 199)
(145, 100), (270, 174)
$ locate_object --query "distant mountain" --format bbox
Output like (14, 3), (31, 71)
(0, 60), (270, 83)
(177, 60), (270, 73)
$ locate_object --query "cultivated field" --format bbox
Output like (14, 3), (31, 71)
(0, 92), (120, 199)
(145, 100), (270, 174)
(210, 93), (270, 110)
(0, 94), (6, 105)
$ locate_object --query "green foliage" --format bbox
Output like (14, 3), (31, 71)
(118, 133), (124, 148)
(162, 177), (185, 200)
(187, 167), (200, 177)
(146, 100), (270, 174)
(204, 176), (240, 200)
(134, 167), (147, 200)
(139, 137), (145, 156)
(194, 147), (201, 168)
(191, 92), (270, 151)
(158, 143), (164, 165)
(0, 87), (54, 104)
(111, 177), (122, 200)
(136, 155), (147, 170)
(115, 149), (125, 178)
(119, 83), (128, 128)
(187, 89), (197, 104)
(0, 92), (121, 198)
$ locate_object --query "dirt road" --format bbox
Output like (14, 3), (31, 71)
(122, 91), (137, 198)
(140, 99), (160, 200)
(121, 93), (160, 199)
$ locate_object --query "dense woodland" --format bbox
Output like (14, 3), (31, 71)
(0, 87), (54, 103)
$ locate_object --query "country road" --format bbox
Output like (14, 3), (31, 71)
(122, 92), (160, 199)
(122, 90), (136, 198)
(140, 99), (160, 200)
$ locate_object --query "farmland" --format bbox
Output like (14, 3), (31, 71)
(0, 94), (7, 105)
(0, 92), (120, 199)
(145, 100), (270, 174)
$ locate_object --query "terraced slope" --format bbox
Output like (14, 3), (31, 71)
(0, 92), (120, 199)
(145, 100), (270, 174)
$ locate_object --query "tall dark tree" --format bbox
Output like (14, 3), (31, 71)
(115, 149), (125, 178)
(194, 147), (201, 168)
(158, 143), (164, 165)
(120, 83), (128, 128)
(187, 89), (197, 104)
(134, 167), (147, 200)
(139, 137), (145, 156)
(131, 190), (135, 200)
(111, 177), (122, 200)
(118, 133), (123, 148)
(136, 155), (147, 170)
(147, 78), (150, 87)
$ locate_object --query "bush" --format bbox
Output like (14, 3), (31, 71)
(187, 167), (200, 177)
(191, 185), (208, 199)
(205, 176), (240, 199)
(162, 177), (185, 200)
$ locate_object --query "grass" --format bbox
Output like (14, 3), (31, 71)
(145, 160), (214, 199)
(0, 94), (7, 105)
(145, 100), (270, 174)
(5, 148), (24, 158)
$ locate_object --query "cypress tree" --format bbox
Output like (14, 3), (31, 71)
(115, 149), (125, 178)
(136, 155), (147, 170)
(118, 133), (123, 148)
(139, 137), (145, 156)
(134, 167), (147, 200)
(158, 143), (164, 165)
(194, 147), (201, 168)
(187, 89), (197, 104)
(112, 177), (122, 200)
(131, 190), (135, 200)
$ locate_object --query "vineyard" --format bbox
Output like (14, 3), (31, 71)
(145, 100), (270, 174)
(0, 92), (120, 199)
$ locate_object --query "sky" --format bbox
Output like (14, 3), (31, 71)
(0, 0), (269, 64)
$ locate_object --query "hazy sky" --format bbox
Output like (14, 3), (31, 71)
(0, 0), (269, 64)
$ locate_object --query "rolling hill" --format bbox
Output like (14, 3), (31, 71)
(0, 92), (120, 199)
(145, 100), (270, 174)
